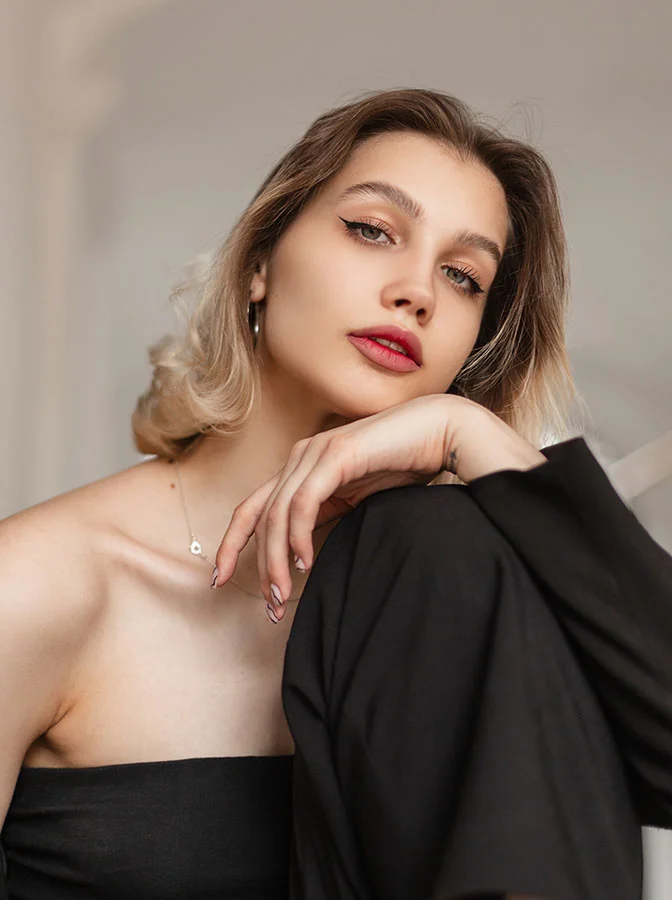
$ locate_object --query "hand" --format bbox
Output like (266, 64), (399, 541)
(211, 393), (547, 621)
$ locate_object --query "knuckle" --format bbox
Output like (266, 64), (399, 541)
(291, 437), (311, 456)
(265, 504), (281, 526)
(290, 489), (310, 513)
(289, 505), (307, 524)
(326, 433), (348, 452)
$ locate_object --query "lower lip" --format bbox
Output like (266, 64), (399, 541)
(347, 335), (420, 373)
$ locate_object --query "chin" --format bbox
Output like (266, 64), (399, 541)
(322, 385), (412, 421)
(283, 348), (417, 420)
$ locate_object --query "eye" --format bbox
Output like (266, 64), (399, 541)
(339, 217), (485, 298)
(443, 265), (484, 297)
(339, 217), (393, 244)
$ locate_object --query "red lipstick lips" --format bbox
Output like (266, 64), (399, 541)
(348, 325), (422, 365)
(347, 325), (423, 373)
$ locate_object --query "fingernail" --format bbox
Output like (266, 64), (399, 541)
(270, 583), (284, 607)
(210, 567), (219, 589)
(266, 602), (279, 624)
(293, 554), (307, 573)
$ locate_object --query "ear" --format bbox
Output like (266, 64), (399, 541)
(250, 260), (268, 302)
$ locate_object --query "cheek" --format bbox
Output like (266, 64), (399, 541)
(270, 220), (338, 298)
(264, 231), (357, 346)
(261, 276), (336, 379)
(433, 301), (484, 362)
(262, 298), (313, 366)
(413, 309), (482, 394)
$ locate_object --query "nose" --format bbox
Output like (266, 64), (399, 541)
(379, 262), (436, 321)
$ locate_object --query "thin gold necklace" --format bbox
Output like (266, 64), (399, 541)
(172, 454), (266, 600)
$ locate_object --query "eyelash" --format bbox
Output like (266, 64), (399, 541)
(339, 217), (485, 297)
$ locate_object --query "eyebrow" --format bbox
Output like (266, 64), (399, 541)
(336, 179), (503, 267)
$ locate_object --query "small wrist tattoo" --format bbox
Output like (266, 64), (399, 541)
(447, 449), (458, 475)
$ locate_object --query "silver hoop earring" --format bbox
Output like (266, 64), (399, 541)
(248, 298), (261, 349)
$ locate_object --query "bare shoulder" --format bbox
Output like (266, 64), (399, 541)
(0, 472), (149, 807)
(0, 487), (109, 649)
(0, 485), (108, 778)
(0, 454), (178, 635)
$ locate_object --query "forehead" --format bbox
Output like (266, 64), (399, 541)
(334, 131), (494, 186)
(323, 132), (509, 244)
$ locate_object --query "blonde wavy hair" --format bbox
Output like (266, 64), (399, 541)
(132, 87), (589, 485)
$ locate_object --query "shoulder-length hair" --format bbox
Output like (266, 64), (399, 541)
(132, 87), (587, 484)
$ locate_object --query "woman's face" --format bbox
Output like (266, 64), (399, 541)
(253, 131), (510, 421)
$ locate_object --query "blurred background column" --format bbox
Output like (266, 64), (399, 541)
(0, 0), (32, 518)
(3, 0), (164, 514)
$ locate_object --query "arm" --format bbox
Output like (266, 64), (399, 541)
(467, 436), (672, 828)
(0, 506), (103, 831)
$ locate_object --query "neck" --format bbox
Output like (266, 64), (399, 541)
(172, 370), (351, 595)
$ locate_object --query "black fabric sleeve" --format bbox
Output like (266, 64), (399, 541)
(466, 435), (672, 830)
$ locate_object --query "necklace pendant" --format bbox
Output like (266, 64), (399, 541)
(189, 539), (203, 557)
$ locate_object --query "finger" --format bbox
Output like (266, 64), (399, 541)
(286, 453), (351, 568)
(213, 477), (277, 586)
(264, 444), (344, 609)
(259, 440), (326, 617)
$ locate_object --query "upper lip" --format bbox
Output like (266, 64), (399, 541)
(349, 325), (423, 366)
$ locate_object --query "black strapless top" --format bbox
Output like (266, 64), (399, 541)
(0, 755), (294, 900)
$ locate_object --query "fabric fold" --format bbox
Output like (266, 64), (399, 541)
(467, 436), (672, 829)
(282, 436), (670, 899)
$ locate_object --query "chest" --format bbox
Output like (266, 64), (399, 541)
(25, 581), (296, 768)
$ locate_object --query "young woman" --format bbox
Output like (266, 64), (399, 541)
(1, 88), (670, 900)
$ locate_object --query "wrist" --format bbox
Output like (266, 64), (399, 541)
(442, 400), (548, 483)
